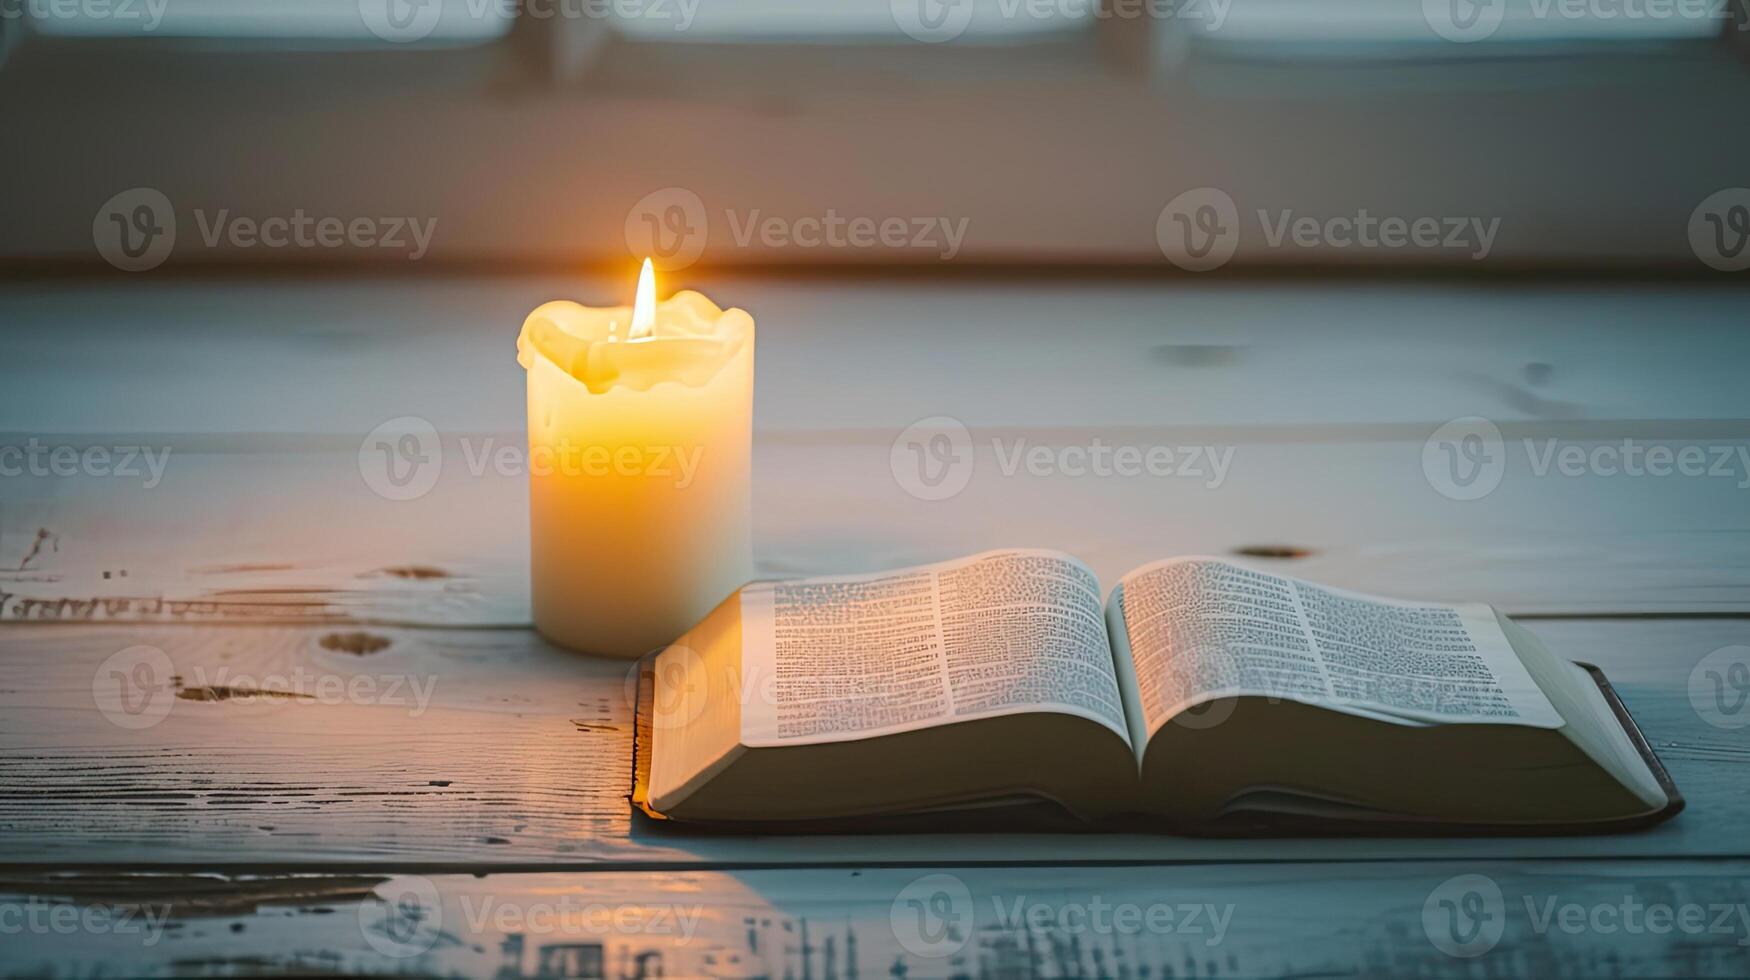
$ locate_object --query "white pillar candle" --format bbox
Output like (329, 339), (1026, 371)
(516, 261), (754, 658)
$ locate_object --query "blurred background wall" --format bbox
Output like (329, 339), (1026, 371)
(2, 0), (1746, 271)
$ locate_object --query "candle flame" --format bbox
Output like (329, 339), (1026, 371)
(629, 257), (656, 341)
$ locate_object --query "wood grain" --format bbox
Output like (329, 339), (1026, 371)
(3, 432), (1747, 628)
(1, 618), (1744, 868)
(3, 863), (1748, 978)
(1, 276), (1746, 980)
(5, 277), (1746, 625)
(4, 276), (1748, 435)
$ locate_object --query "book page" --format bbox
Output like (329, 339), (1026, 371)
(739, 550), (1131, 749)
(1116, 558), (1564, 737)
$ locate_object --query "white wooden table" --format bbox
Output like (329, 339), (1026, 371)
(1, 273), (1746, 978)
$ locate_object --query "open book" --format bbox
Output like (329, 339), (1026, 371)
(641, 551), (1680, 832)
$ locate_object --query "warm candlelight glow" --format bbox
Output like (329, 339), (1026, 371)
(628, 257), (656, 341)
(516, 264), (755, 657)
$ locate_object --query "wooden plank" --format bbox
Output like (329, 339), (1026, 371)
(2, 277), (1748, 435)
(4, 277), (1746, 620)
(3, 430), (1746, 625)
(2, 619), (1745, 867)
(2, 862), (1748, 978)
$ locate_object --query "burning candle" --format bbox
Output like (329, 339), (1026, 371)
(517, 260), (754, 658)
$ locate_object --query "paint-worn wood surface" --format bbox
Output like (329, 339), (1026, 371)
(3, 433), (1749, 626)
(4, 277), (1748, 623)
(5, 863), (1750, 979)
(0, 275), (1746, 976)
(1, 618), (1747, 867)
